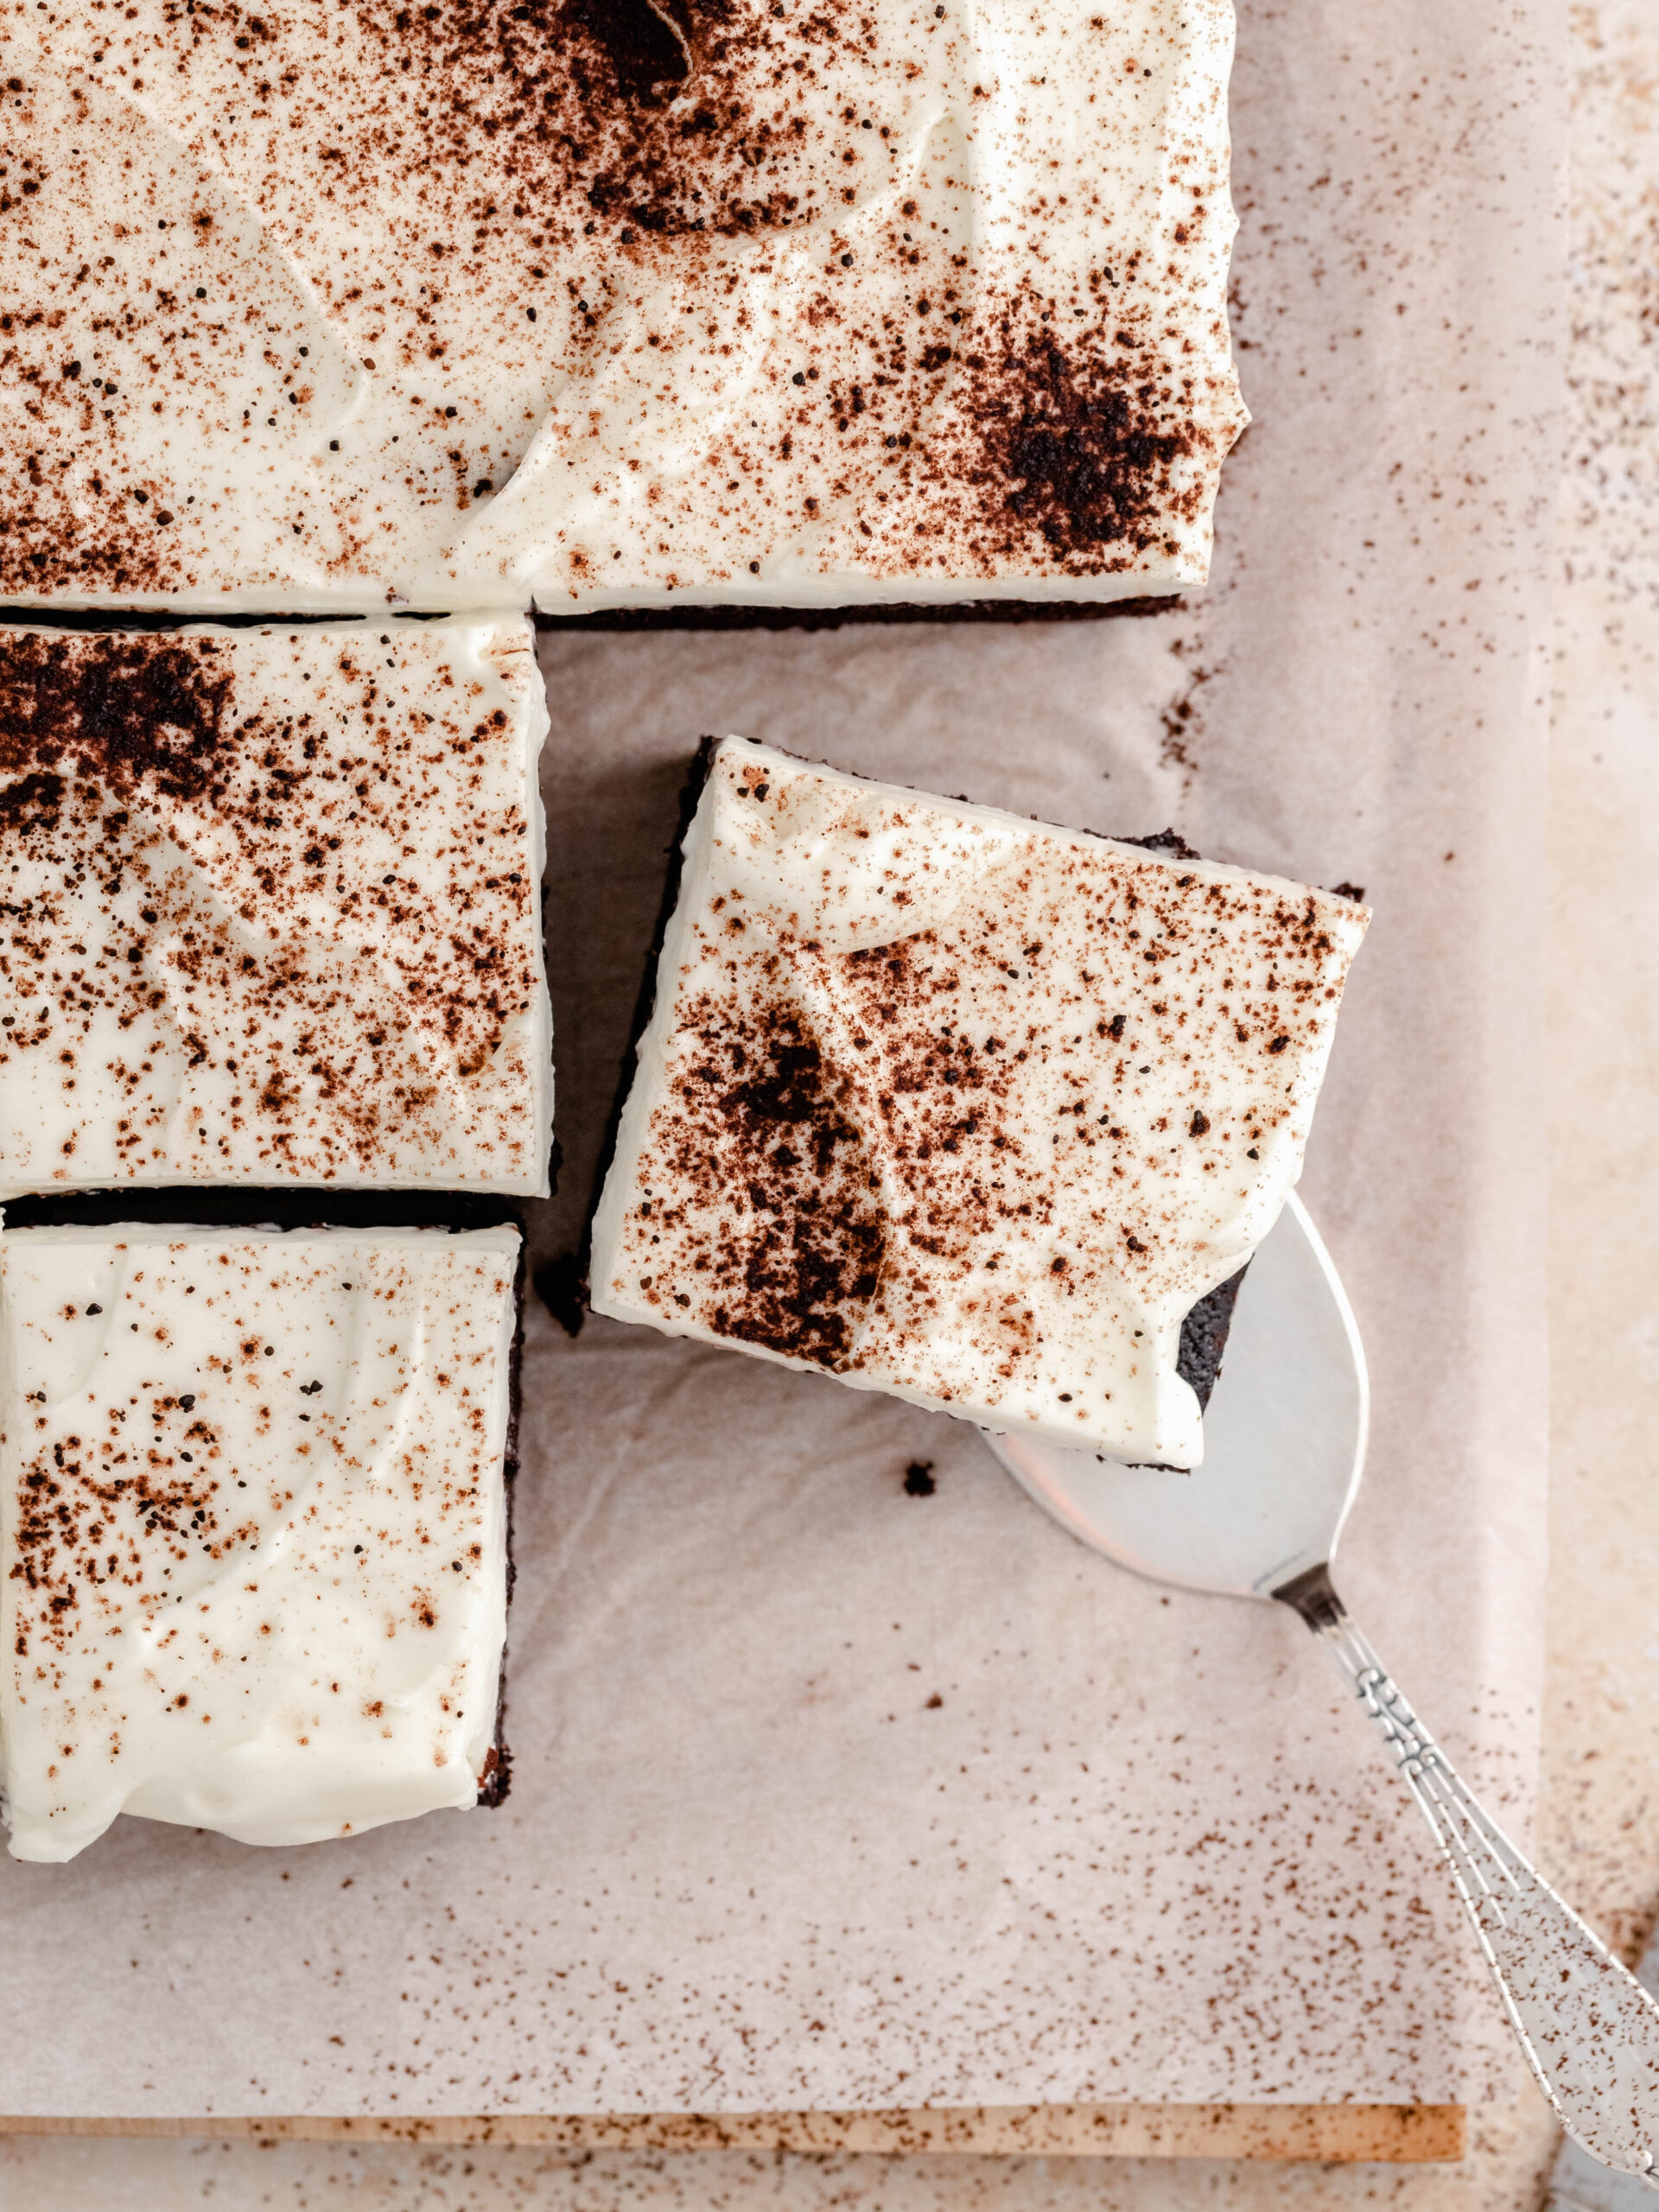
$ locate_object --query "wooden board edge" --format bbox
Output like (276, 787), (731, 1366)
(0, 2105), (1469, 2161)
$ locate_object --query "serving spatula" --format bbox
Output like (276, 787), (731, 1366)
(986, 1194), (1659, 2188)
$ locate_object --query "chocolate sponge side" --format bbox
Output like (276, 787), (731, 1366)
(539, 598), (1181, 634)
(567, 734), (722, 1314)
(1, 1187), (523, 1232)
(1176, 1265), (1249, 1410)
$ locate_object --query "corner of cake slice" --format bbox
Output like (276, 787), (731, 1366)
(0, 613), (552, 1199)
(0, 1222), (521, 1864)
(589, 740), (1369, 1471)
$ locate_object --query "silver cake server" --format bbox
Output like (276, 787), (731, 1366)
(987, 1194), (1659, 2187)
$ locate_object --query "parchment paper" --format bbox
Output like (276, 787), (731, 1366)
(0, 0), (1563, 2113)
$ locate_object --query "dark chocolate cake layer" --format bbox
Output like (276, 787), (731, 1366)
(478, 1234), (527, 1810)
(3, 1188), (524, 1234)
(541, 599), (1186, 633)
(1177, 1266), (1249, 1412)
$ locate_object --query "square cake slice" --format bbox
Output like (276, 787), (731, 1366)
(590, 741), (1368, 1470)
(3, 0), (1245, 614)
(0, 1223), (520, 1863)
(0, 615), (552, 1198)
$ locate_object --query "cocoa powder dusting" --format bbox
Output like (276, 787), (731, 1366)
(0, 631), (234, 805)
(346, 0), (854, 244)
(10, 1392), (244, 1661)
(967, 320), (1204, 564)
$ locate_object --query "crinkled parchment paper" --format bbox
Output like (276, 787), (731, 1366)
(0, 0), (1561, 2113)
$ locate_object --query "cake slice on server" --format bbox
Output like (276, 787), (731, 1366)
(589, 741), (1368, 1471)
(0, 1223), (520, 1863)
(0, 614), (552, 1198)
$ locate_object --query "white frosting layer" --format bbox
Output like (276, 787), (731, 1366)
(0, 616), (552, 1198)
(1, 0), (1244, 612)
(591, 741), (1367, 1469)
(0, 1224), (518, 1862)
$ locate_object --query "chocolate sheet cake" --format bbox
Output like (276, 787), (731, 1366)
(0, 0), (1255, 1866)
(0, 615), (552, 1197)
(1, 0), (1246, 615)
(589, 739), (1367, 1471)
(0, 620), (542, 1859)
(0, 1221), (521, 1861)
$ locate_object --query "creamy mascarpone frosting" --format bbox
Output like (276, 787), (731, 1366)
(1, 0), (1245, 613)
(0, 615), (552, 1197)
(0, 1223), (518, 1863)
(590, 740), (1369, 1468)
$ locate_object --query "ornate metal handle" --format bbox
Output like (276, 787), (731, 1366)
(1278, 1566), (1659, 2187)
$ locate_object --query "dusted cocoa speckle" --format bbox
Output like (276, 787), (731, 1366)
(645, 998), (885, 1367)
(0, 1224), (519, 1860)
(0, 633), (235, 802)
(964, 315), (1207, 567)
